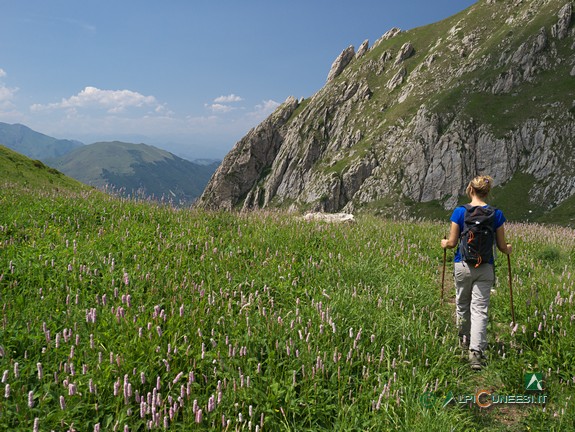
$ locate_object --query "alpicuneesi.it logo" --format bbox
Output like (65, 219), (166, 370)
(420, 373), (547, 409)
(525, 372), (544, 391)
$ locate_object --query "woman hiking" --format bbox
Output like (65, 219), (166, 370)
(441, 175), (512, 371)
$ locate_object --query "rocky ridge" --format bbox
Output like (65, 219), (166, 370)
(197, 0), (575, 221)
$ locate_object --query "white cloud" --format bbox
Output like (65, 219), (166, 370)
(205, 94), (244, 114)
(0, 68), (18, 110)
(214, 94), (243, 103)
(206, 103), (236, 113)
(0, 86), (17, 103)
(15, 80), (283, 158)
(31, 86), (160, 114)
(155, 104), (172, 115)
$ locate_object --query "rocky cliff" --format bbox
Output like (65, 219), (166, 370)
(197, 0), (575, 222)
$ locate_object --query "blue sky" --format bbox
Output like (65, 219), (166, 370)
(1, 0), (477, 160)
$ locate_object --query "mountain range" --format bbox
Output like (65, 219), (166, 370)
(0, 122), (219, 205)
(0, 122), (83, 159)
(51, 141), (218, 204)
(195, 0), (575, 226)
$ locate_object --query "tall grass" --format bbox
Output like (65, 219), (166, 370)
(1, 186), (574, 431)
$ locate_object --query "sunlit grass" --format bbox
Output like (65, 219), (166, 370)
(1, 186), (574, 431)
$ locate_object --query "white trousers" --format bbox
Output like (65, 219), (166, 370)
(454, 262), (495, 353)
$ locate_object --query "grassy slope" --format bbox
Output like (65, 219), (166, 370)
(1, 179), (574, 431)
(0, 145), (91, 193)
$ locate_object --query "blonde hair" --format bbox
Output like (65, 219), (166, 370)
(466, 175), (493, 199)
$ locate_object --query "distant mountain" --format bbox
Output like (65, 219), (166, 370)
(0, 122), (83, 160)
(50, 141), (219, 205)
(193, 158), (222, 166)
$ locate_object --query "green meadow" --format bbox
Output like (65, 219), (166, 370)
(1, 179), (574, 431)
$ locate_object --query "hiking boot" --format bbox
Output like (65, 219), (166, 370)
(469, 350), (483, 371)
(459, 336), (470, 350)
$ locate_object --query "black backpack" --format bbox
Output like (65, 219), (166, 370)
(459, 204), (496, 267)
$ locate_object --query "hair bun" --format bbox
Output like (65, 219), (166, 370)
(466, 175), (494, 198)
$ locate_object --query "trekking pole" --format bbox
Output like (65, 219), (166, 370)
(507, 254), (516, 324)
(441, 236), (447, 305)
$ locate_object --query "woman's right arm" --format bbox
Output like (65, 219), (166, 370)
(496, 225), (512, 255)
(441, 222), (460, 249)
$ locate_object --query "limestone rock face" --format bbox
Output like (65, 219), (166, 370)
(387, 68), (407, 90)
(551, 3), (573, 39)
(327, 46), (355, 82)
(356, 40), (369, 59)
(493, 27), (550, 93)
(196, 96), (299, 210)
(197, 0), (575, 220)
(394, 42), (414, 65)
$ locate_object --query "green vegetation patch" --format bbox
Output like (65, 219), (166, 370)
(404, 198), (452, 222)
(1, 184), (574, 430)
(463, 60), (575, 137)
(489, 172), (546, 222)
(321, 141), (372, 176)
(536, 193), (575, 228)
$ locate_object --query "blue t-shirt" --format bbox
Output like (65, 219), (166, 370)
(450, 205), (506, 263)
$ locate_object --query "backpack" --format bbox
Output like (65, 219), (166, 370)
(459, 204), (496, 267)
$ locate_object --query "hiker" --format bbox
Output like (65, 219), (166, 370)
(441, 175), (512, 370)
